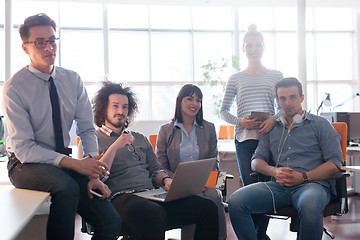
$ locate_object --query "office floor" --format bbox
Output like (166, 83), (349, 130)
(74, 194), (360, 240)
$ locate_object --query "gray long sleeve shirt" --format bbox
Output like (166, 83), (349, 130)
(2, 65), (98, 165)
(97, 128), (164, 197)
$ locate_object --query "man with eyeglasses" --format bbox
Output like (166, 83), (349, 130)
(90, 80), (219, 240)
(1, 13), (121, 240)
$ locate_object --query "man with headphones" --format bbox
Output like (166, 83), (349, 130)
(228, 77), (344, 240)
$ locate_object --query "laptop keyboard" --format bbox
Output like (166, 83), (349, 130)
(152, 193), (167, 199)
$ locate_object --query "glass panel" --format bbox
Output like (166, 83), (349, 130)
(59, 2), (102, 28)
(306, 83), (315, 113)
(192, 6), (233, 30)
(275, 33), (297, 78)
(11, 28), (33, 75)
(108, 31), (149, 82)
(108, 4), (148, 29)
(60, 30), (104, 83)
(151, 32), (191, 82)
(132, 85), (150, 121)
(0, 29), (4, 82)
(12, 0), (59, 25)
(149, 6), (191, 29)
(84, 83), (100, 106)
(151, 85), (182, 120)
(238, 7), (273, 31)
(306, 34), (315, 81)
(199, 84), (224, 125)
(306, 8), (315, 30)
(274, 8), (297, 31)
(0, 0), (4, 24)
(193, 32), (232, 82)
(314, 8), (353, 31)
(316, 84), (354, 113)
(316, 33), (352, 81)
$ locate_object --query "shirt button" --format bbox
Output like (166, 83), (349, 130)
(289, 147), (291, 149)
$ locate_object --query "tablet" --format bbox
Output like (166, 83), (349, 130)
(250, 111), (270, 122)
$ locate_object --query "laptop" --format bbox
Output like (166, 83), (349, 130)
(134, 158), (216, 202)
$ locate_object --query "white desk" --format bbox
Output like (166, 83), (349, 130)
(342, 166), (360, 172)
(345, 146), (360, 193)
(0, 185), (50, 240)
(0, 159), (11, 185)
(347, 146), (360, 163)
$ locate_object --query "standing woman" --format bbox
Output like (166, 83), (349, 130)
(220, 24), (283, 239)
(156, 84), (226, 240)
(220, 24), (283, 186)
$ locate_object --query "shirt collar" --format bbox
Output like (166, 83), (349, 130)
(27, 64), (56, 81)
(174, 119), (201, 129)
(100, 124), (121, 137)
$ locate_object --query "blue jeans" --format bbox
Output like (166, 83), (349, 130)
(228, 181), (331, 240)
(8, 155), (122, 240)
(235, 139), (268, 239)
(235, 139), (259, 186)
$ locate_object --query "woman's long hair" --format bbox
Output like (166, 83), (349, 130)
(172, 84), (203, 126)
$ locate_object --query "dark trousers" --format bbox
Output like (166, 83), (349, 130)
(111, 193), (219, 240)
(8, 155), (122, 240)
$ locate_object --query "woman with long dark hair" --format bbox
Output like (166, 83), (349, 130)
(156, 84), (226, 240)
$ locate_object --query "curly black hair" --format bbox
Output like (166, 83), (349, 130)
(92, 80), (138, 128)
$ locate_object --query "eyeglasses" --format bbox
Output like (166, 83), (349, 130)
(24, 37), (59, 49)
(128, 144), (141, 161)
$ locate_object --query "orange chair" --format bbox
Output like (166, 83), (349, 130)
(218, 125), (234, 139)
(148, 134), (157, 151)
(331, 122), (347, 162)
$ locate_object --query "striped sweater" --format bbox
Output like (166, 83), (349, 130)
(220, 69), (283, 142)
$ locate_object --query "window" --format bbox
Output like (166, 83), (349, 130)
(306, 7), (354, 113)
(3, 1), (360, 124)
(0, 0), (4, 82)
(60, 29), (104, 83)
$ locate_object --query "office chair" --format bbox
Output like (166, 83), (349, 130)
(148, 134), (157, 151)
(251, 122), (349, 239)
(218, 125), (235, 140)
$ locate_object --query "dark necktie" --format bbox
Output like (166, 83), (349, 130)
(49, 76), (65, 154)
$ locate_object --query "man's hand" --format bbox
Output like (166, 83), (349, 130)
(75, 155), (110, 179)
(274, 167), (303, 187)
(258, 117), (276, 134)
(112, 133), (135, 151)
(163, 178), (172, 191)
(239, 116), (262, 129)
(88, 178), (111, 199)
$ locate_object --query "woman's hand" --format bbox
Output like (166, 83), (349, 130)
(258, 117), (276, 134)
(239, 116), (262, 129)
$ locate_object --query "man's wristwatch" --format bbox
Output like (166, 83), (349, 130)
(302, 172), (309, 183)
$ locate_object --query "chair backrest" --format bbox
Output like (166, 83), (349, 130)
(331, 122), (347, 162)
(218, 125), (234, 139)
(148, 134), (157, 151)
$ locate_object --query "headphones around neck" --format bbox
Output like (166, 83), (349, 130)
(279, 111), (305, 125)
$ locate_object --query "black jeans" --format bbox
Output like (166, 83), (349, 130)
(111, 193), (219, 240)
(8, 155), (122, 240)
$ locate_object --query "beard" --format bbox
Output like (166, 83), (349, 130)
(105, 115), (126, 129)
